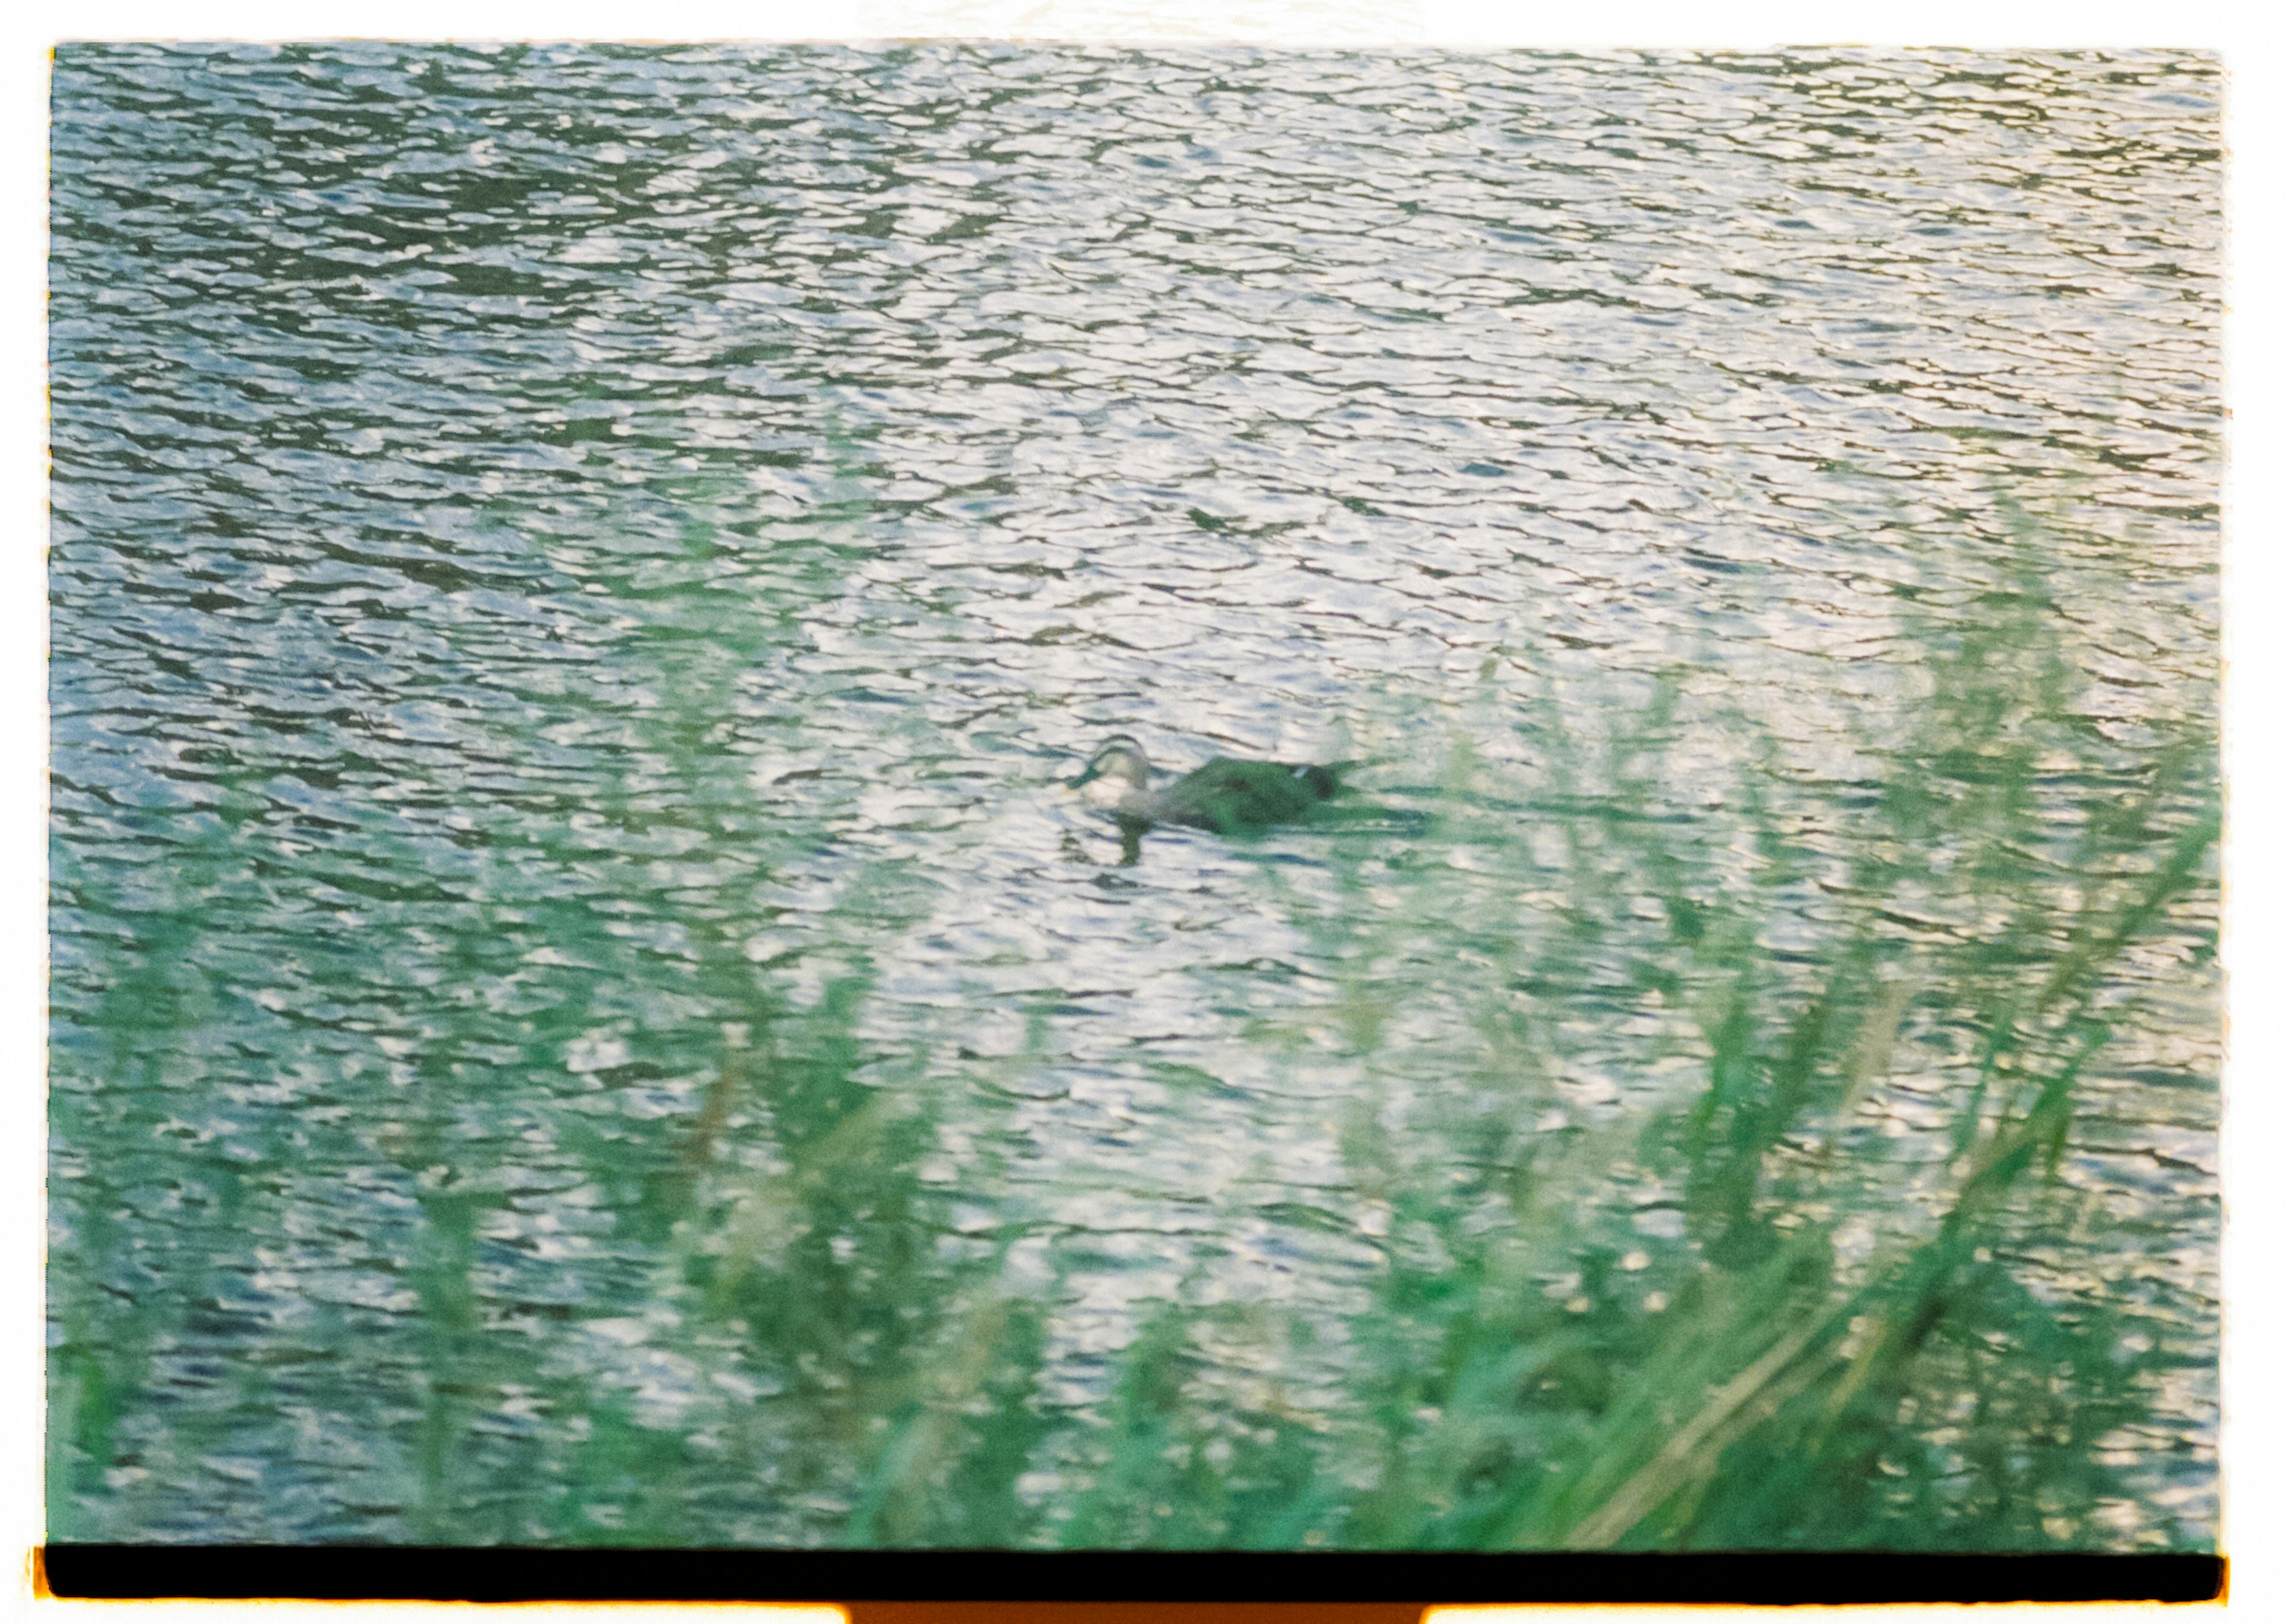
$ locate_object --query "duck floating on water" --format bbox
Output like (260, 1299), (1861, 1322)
(1073, 733), (1351, 837)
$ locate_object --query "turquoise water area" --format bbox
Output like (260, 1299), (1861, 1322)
(49, 44), (2219, 1548)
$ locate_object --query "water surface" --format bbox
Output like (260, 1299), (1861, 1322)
(48, 43), (2220, 1549)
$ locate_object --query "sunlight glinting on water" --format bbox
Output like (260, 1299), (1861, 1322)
(49, 43), (2218, 1547)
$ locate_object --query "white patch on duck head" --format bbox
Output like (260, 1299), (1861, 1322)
(1079, 735), (1152, 804)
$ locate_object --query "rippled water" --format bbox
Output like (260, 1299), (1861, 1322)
(48, 43), (2220, 1549)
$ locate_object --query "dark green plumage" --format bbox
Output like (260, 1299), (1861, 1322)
(1150, 755), (1347, 833)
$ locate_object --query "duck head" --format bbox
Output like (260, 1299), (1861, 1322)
(1073, 734), (1152, 806)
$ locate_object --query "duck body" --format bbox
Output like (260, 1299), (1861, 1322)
(1075, 735), (1348, 836)
(1152, 756), (1347, 832)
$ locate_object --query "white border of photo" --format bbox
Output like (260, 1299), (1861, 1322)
(8, 5), (2270, 1620)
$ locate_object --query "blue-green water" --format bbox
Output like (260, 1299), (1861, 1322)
(49, 43), (2219, 1550)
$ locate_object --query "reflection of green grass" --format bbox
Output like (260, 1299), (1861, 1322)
(825, 537), (2215, 1550)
